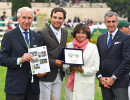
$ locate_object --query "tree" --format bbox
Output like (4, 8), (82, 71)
(35, 0), (48, 2)
(107, 0), (130, 21)
(33, 0), (54, 3)
(7, 0), (31, 15)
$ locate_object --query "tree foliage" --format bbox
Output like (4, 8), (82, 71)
(7, 0), (31, 15)
(35, 0), (48, 2)
(90, 0), (109, 2)
(107, 0), (130, 21)
(34, 0), (54, 3)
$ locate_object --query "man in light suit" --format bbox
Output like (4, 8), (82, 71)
(37, 7), (68, 100)
(96, 11), (130, 100)
(0, 7), (46, 100)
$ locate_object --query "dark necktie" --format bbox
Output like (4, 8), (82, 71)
(23, 31), (29, 45)
(107, 34), (112, 49)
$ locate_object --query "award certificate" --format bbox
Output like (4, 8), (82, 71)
(60, 48), (84, 65)
(28, 46), (50, 74)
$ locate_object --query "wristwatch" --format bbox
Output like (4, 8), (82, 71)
(111, 75), (117, 81)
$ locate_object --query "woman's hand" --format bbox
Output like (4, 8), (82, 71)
(70, 66), (83, 73)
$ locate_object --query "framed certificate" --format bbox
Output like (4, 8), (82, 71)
(60, 48), (84, 65)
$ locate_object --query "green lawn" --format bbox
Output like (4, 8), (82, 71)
(0, 67), (102, 100)
(0, 27), (102, 100)
(0, 67), (6, 100)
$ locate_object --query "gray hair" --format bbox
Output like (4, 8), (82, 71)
(17, 7), (34, 18)
(104, 11), (118, 21)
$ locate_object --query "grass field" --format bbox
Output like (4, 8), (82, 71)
(0, 67), (102, 100)
(0, 67), (6, 100)
(0, 27), (102, 100)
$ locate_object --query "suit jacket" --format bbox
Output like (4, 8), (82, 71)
(37, 25), (68, 82)
(63, 42), (99, 100)
(96, 29), (130, 88)
(0, 26), (43, 94)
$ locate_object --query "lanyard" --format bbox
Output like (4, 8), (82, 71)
(24, 38), (30, 48)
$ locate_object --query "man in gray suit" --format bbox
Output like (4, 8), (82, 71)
(37, 7), (68, 100)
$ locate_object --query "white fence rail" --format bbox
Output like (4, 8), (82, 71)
(0, 21), (37, 43)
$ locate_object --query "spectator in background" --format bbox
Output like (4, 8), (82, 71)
(77, 17), (80, 23)
(13, 11), (18, 27)
(55, 0), (60, 5)
(72, 0), (75, 5)
(73, 16), (77, 23)
(0, 11), (6, 26)
(77, 0), (79, 5)
(33, 11), (37, 21)
(67, 18), (72, 23)
(89, 20), (93, 26)
(73, 17), (80, 23)
(62, 0), (66, 7)
(86, 19), (90, 25)
(1, 11), (6, 21)
(13, 11), (18, 21)
(128, 25), (130, 34)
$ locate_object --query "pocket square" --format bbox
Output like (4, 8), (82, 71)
(114, 42), (121, 45)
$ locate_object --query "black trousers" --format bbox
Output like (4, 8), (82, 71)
(6, 86), (39, 100)
(101, 87), (128, 100)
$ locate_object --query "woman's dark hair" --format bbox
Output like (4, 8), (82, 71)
(50, 7), (66, 19)
(72, 23), (92, 40)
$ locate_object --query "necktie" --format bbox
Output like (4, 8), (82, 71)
(107, 34), (112, 49)
(23, 32), (29, 45)
(56, 32), (61, 43)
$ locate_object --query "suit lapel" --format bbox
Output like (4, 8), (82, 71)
(48, 26), (59, 44)
(14, 27), (28, 49)
(103, 33), (108, 52)
(60, 28), (65, 44)
(29, 30), (35, 48)
(109, 31), (120, 49)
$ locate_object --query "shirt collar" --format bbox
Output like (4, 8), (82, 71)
(19, 25), (29, 33)
(108, 28), (118, 37)
(50, 24), (61, 34)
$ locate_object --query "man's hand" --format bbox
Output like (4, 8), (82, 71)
(36, 72), (47, 77)
(100, 77), (115, 88)
(99, 77), (111, 88)
(20, 53), (33, 63)
(55, 60), (64, 67)
(99, 77), (107, 86)
(105, 77), (115, 87)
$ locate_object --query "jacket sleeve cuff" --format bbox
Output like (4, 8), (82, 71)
(17, 58), (22, 67)
(97, 74), (102, 79)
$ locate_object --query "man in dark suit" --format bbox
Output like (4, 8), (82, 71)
(0, 7), (46, 100)
(96, 11), (130, 100)
(38, 7), (68, 100)
(117, 20), (130, 100)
